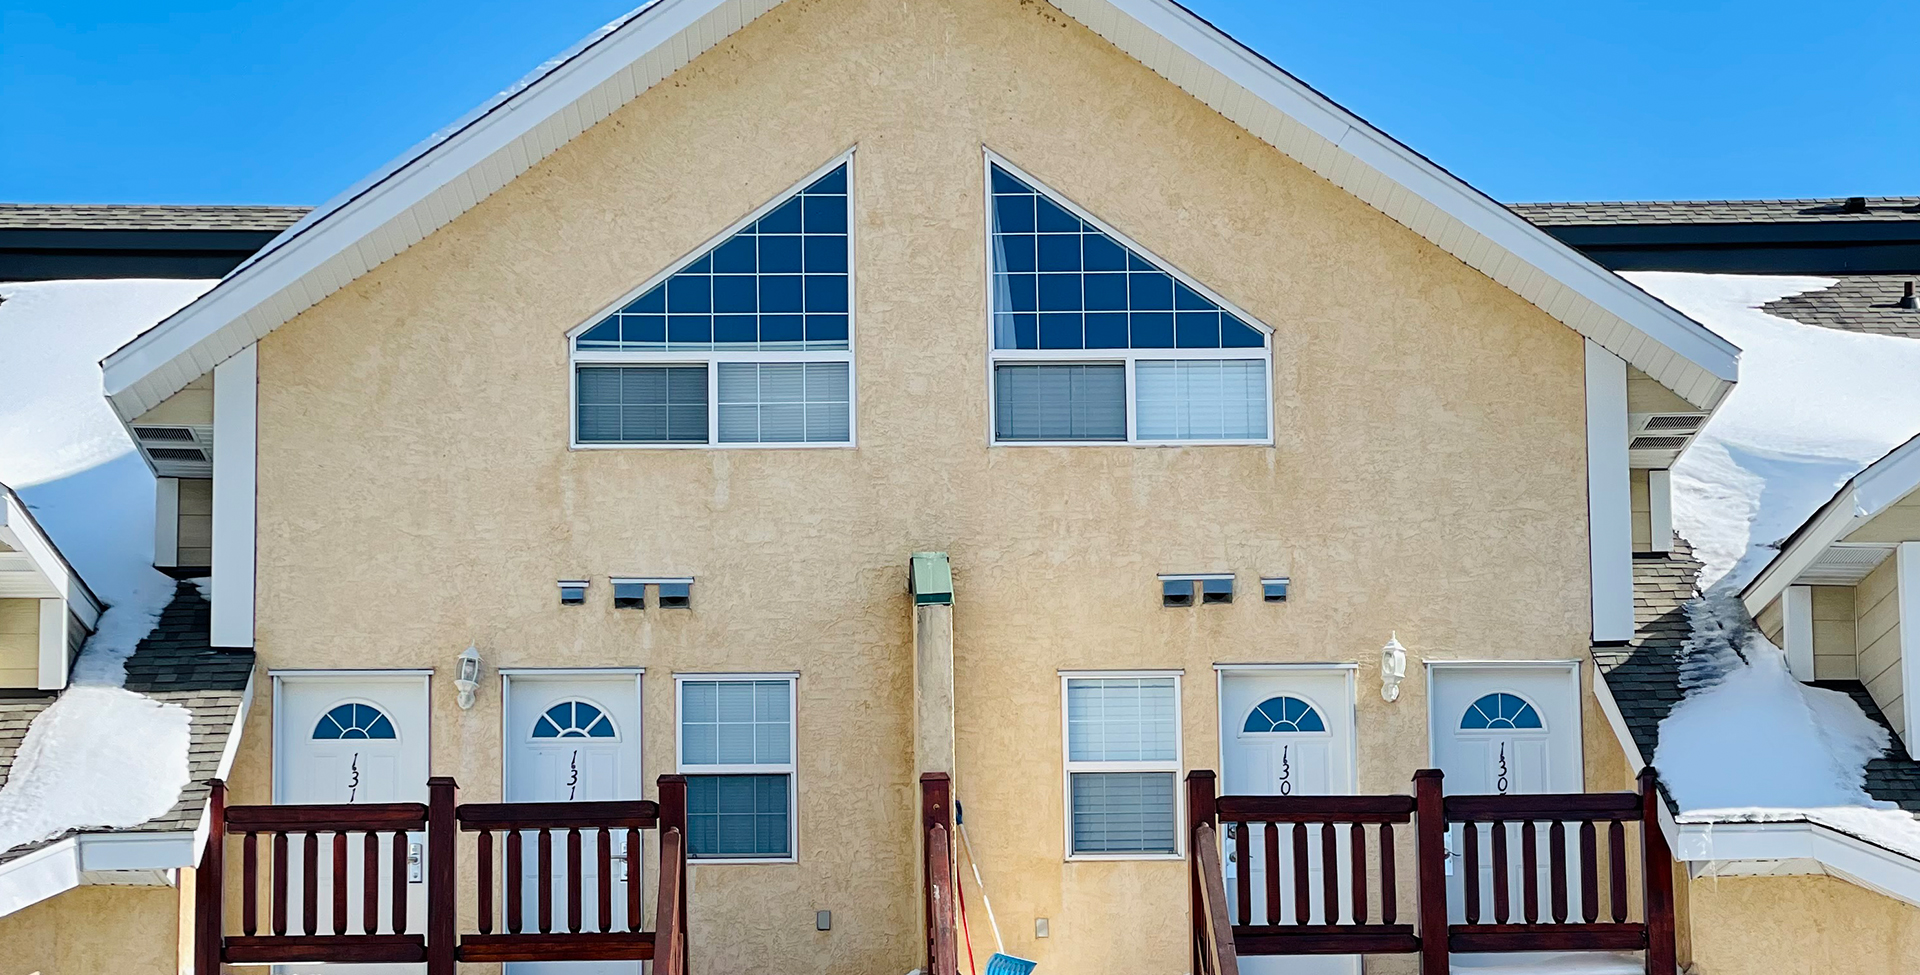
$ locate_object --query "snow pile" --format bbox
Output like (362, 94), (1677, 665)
(1628, 272), (1920, 591)
(1654, 592), (1920, 857)
(0, 279), (216, 852)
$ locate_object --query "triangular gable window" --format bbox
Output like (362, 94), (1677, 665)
(987, 158), (1272, 444)
(570, 155), (854, 446)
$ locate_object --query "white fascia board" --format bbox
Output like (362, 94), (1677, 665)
(1586, 342), (1634, 643)
(1676, 819), (1920, 909)
(194, 667), (258, 861)
(36, 599), (69, 691)
(76, 831), (197, 873)
(1744, 434), (1920, 613)
(1782, 585), (1816, 682)
(0, 490), (101, 623)
(1589, 669), (1645, 771)
(0, 838), (81, 918)
(100, 0), (1736, 423)
(211, 345), (258, 649)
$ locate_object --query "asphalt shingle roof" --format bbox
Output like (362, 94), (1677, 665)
(1513, 197), (1920, 227)
(0, 580), (253, 863)
(1763, 275), (1920, 340)
(1595, 540), (1920, 814)
(0, 203), (310, 232)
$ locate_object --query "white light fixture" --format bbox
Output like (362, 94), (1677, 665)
(1380, 633), (1408, 703)
(455, 645), (482, 710)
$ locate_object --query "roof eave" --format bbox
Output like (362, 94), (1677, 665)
(1742, 433), (1920, 613)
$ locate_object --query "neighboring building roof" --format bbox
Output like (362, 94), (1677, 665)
(1513, 198), (1920, 228)
(0, 581), (252, 865)
(1763, 276), (1920, 340)
(100, 0), (1738, 424)
(1596, 541), (1920, 814)
(0, 204), (308, 283)
(1515, 198), (1920, 275)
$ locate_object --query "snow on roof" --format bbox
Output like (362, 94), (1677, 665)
(0, 278), (214, 854)
(99, 0), (1737, 424)
(1631, 272), (1920, 593)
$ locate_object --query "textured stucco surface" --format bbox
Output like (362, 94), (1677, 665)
(0, 883), (180, 973)
(1687, 873), (1920, 974)
(228, 0), (1596, 971)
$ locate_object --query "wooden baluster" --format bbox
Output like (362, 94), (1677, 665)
(626, 828), (641, 933)
(332, 833), (349, 935)
(598, 827), (612, 933)
(1609, 820), (1629, 923)
(567, 827), (584, 934)
(1462, 823), (1480, 924)
(269, 831), (288, 936)
(1234, 824), (1251, 926)
(364, 831), (379, 935)
(478, 830), (494, 935)
(1521, 821), (1539, 923)
(538, 829), (554, 933)
(302, 832), (319, 936)
(1380, 822), (1397, 925)
(1490, 821), (1510, 924)
(1549, 821), (1568, 923)
(1351, 822), (1368, 925)
(1321, 824), (1339, 925)
(506, 831), (524, 934)
(1292, 823), (1310, 925)
(392, 830), (409, 934)
(242, 831), (258, 936)
(1580, 820), (1600, 923)
(1263, 823), (1280, 926)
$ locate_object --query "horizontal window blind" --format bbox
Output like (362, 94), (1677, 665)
(717, 361), (851, 443)
(1067, 677), (1178, 762)
(680, 679), (792, 766)
(1069, 772), (1176, 854)
(1134, 359), (1268, 441)
(576, 365), (708, 443)
(687, 774), (792, 858)
(993, 363), (1125, 441)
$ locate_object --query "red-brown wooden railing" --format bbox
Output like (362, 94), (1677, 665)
(921, 772), (960, 975)
(195, 775), (690, 973)
(1189, 767), (1676, 975)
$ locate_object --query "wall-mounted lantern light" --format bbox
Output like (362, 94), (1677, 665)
(455, 644), (482, 710)
(1380, 633), (1408, 703)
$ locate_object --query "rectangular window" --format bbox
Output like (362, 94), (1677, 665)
(992, 364), (1126, 442)
(717, 361), (851, 443)
(1134, 359), (1268, 441)
(678, 676), (796, 860)
(1062, 674), (1181, 857)
(575, 365), (709, 444)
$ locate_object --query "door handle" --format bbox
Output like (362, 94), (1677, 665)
(611, 850), (630, 882)
(408, 841), (425, 884)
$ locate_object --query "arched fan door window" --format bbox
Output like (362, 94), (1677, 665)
(312, 703), (397, 740)
(1241, 695), (1326, 734)
(532, 700), (619, 739)
(1460, 693), (1544, 731)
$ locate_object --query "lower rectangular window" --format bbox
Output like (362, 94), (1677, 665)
(687, 774), (792, 858)
(576, 360), (852, 446)
(576, 365), (708, 443)
(993, 363), (1126, 441)
(1134, 359), (1267, 441)
(717, 361), (851, 443)
(1068, 771), (1177, 854)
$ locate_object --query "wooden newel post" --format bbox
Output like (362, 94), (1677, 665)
(920, 773), (956, 975)
(1413, 769), (1449, 975)
(1185, 770), (1217, 975)
(195, 778), (226, 975)
(426, 776), (458, 975)
(1639, 767), (1678, 975)
(656, 774), (689, 975)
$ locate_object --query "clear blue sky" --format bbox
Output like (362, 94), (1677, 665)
(3, 0), (1912, 206)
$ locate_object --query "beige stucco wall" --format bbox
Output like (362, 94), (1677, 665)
(226, 0), (1599, 971)
(0, 883), (181, 974)
(0, 598), (39, 689)
(1688, 872), (1920, 974)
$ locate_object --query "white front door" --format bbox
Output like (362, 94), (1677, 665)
(1428, 663), (1583, 934)
(1219, 668), (1359, 975)
(503, 673), (644, 975)
(274, 674), (432, 975)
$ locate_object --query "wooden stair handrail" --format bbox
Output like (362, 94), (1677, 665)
(920, 772), (959, 975)
(1191, 822), (1241, 975)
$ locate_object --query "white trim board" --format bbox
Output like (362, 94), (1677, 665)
(100, 0), (1735, 433)
(1744, 431), (1920, 614)
(1677, 818), (1920, 911)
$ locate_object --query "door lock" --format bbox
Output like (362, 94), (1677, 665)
(408, 841), (425, 883)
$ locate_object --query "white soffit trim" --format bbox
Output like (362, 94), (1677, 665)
(99, 0), (1738, 418)
(1677, 819), (1920, 909)
(1743, 432), (1920, 614)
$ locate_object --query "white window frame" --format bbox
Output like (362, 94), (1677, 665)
(568, 149), (858, 450)
(1059, 669), (1185, 862)
(982, 150), (1275, 448)
(673, 672), (799, 864)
